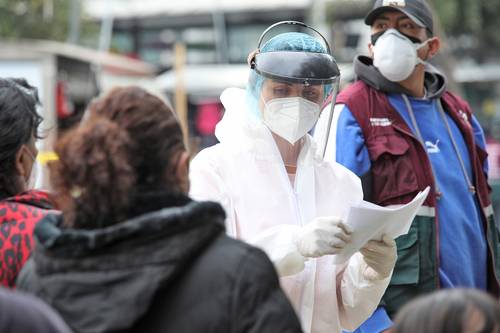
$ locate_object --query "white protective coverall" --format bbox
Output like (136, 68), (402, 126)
(189, 87), (391, 333)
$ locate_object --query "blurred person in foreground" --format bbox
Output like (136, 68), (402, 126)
(314, 0), (500, 332)
(189, 21), (397, 333)
(393, 289), (500, 333)
(0, 78), (56, 287)
(0, 287), (72, 333)
(17, 87), (302, 333)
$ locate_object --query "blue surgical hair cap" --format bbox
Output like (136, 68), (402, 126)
(260, 32), (327, 53)
(246, 32), (332, 119)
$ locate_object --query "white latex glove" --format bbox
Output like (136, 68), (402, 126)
(297, 216), (352, 258)
(360, 235), (397, 281)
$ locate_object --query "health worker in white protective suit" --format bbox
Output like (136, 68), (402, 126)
(189, 21), (397, 333)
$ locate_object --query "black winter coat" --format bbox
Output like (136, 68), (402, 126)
(0, 287), (72, 333)
(17, 193), (302, 333)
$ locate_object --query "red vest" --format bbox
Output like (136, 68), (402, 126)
(334, 80), (491, 211)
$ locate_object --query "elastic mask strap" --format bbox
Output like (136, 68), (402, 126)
(416, 39), (429, 51)
(416, 58), (427, 66)
(260, 94), (268, 109)
(370, 30), (385, 45)
(415, 39), (430, 65)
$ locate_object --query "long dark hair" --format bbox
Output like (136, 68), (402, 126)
(0, 78), (42, 199)
(50, 87), (185, 229)
(393, 289), (500, 333)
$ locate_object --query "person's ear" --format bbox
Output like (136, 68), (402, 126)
(15, 146), (29, 178)
(426, 37), (441, 60)
(175, 151), (190, 194)
(368, 43), (374, 58)
(247, 48), (259, 67)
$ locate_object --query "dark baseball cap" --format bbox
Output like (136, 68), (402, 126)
(365, 0), (434, 34)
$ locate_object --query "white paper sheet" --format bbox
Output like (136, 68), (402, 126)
(333, 187), (430, 264)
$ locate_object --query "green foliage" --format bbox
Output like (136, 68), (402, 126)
(429, 0), (500, 59)
(0, 0), (98, 43)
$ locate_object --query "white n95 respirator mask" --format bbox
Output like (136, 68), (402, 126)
(262, 97), (320, 144)
(373, 29), (429, 82)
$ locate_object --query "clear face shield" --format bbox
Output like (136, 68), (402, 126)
(249, 21), (341, 158)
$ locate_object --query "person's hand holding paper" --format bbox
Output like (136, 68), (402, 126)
(297, 216), (353, 258)
(334, 187), (430, 264)
(360, 235), (397, 281)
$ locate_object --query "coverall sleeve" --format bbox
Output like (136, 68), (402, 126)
(189, 149), (237, 236)
(336, 253), (392, 331)
(232, 246), (303, 333)
(248, 224), (306, 277)
(189, 149), (306, 277)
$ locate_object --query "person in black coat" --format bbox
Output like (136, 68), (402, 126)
(17, 87), (302, 333)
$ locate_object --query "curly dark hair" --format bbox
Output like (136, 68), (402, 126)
(51, 87), (185, 229)
(0, 78), (42, 199)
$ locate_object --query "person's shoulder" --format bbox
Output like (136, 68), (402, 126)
(442, 90), (472, 113)
(0, 196), (54, 229)
(191, 140), (247, 175)
(318, 158), (362, 185)
(337, 81), (379, 120)
(3, 190), (56, 211)
(192, 144), (223, 159)
(190, 144), (226, 169)
(442, 89), (467, 102)
(315, 158), (364, 198)
(338, 80), (373, 99)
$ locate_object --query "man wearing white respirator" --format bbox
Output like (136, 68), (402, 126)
(190, 21), (397, 333)
(314, 1), (500, 333)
